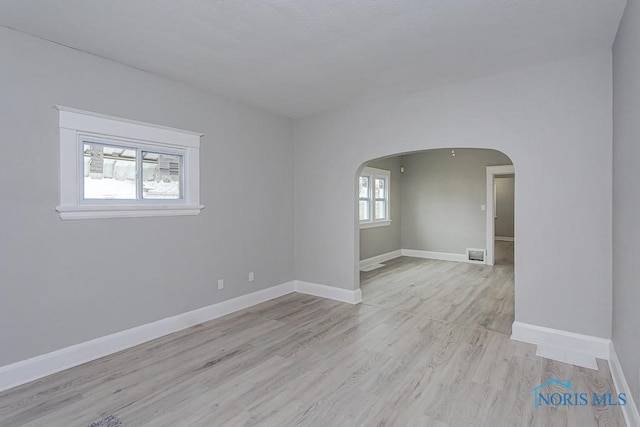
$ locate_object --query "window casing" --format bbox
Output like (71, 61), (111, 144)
(359, 167), (391, 229)
(56, 106), (203, 220)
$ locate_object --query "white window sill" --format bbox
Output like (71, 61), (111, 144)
(359, 220), (392, 229)
(56, 204), (204, 220)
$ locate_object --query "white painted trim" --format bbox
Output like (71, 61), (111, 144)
(401, 249), (467, 263)
(495, 236), (514, 242)
(56, 204), (205, 220)
(511, 321), (611, 360)
(402, 249), (467, 262)
(57, 106), (203, 220)
(486, 165), (515, 265)
(359, 220), (392, 229)
(360, 263), (385, 272)
(368, 248), (496, 265)
(57, 106), (204, 144)
(359, 166), (391, 228)
(609, 343), (640, 427)
(359, 249), (402, 268)
(361, 166), (389, 177)
(0, 279), (368, 393)
(0, 282), (296, 393)
(295, 281), (363, 304)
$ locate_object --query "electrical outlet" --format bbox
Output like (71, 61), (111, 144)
(249, 272), (254, 282)
(217, 279), (224, 290)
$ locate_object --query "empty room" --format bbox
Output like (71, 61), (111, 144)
(1, 1), (639, 426)
(359, 149), (515, 335)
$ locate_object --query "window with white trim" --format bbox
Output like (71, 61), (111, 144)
(56, 106), (204, 220)
(359, 167), (391, 228)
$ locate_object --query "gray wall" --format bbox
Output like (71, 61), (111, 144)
(495, 176), (515, 239)
(359, 157), (402, 260)
(613, 0), (640, 405)
(0, 21), (621, 375)
(400, 149), (511, 254)
(0, 27), (294, 366)
(295, 50), (613, 339)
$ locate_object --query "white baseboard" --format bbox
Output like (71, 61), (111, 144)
(401, 249), (468, 263)
(0, 282), (297, 393)
(0, 280), (364, 393)
(495, 236), (514, 242)
(609, 343), (640, 427)
(295, 280), (363, 304)
(364, 248), (489, 265)
(359, 249), (402, 268)
(511, 321), (611, 362)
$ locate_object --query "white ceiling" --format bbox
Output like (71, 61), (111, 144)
(0, 1), (627, 118)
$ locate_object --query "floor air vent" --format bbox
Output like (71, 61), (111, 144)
(466, 248), (486, 263)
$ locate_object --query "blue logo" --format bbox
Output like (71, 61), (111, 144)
(531, 378), (626, 409)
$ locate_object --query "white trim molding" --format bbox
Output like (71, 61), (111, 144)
(402, 249), (466, 262)
(0, 282), (296, 393)
(359, 249), (402, 268)
(486, 165), (515, 265)
(0, 280), (365, 393)
(511, 321), (611, 361)
(609, 343), (640, 427)
(359, 166), (391, 229)
(57, 106), (203, 145)
(56, 204), (205, 220)
(359, 220), (391, 229)
(362, 249), (494, 267)
(295, 281), (363, 304)
(56, 106), (204, 220)
(495, 236), (514, 242)
(402, 249), (469, 263)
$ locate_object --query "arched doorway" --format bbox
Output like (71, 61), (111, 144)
(355, 148), (515, 334)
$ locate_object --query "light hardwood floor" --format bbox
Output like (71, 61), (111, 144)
(0, 243), (625, 426)
(360, 242), (515, 336)
(494, 240), (514, 266)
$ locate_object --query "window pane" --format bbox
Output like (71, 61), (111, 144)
(375, 178), (385, 199)
(359, 200), (370, 221)
(359, 176), (369, 198)
(375, 201), (386, 220)
(83, 143), (136, 199)
(142, 151), (182, 199)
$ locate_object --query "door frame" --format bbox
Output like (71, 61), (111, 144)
(486, 165), (515, 265)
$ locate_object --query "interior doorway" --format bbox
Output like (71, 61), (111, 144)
(357, 149), (516, 335)
(485, 165), (515, 265)
(494, 175), (515, 265)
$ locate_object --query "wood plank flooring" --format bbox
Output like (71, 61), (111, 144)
(360, 243), (514, 336)
(495, 240), (514, 266)
(0, 242), (625, 426)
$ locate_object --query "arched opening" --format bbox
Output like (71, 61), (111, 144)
(355, 148), (515, 335)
